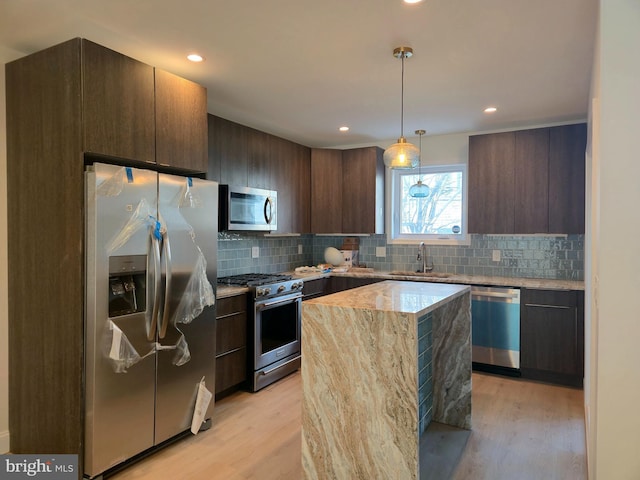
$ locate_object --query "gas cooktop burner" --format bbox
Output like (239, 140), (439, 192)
(217, 273), (293, 287)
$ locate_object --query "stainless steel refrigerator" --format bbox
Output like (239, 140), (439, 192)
(84, 163), (218, 478)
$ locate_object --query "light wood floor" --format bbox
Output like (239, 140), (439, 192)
(109, 371), (586, 480)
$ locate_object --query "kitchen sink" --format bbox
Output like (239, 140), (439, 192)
(389, 271), (452, 278)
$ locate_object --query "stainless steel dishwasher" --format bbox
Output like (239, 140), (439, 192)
(471, 286), (521, 374)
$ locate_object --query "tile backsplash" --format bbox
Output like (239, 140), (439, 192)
(217, 232), (584, 281)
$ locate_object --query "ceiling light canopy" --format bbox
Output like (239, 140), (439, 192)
(409, 130), (430, 198)
(383, 46), (420, 169)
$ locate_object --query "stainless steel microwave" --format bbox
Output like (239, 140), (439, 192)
(219, 185), (277, 231)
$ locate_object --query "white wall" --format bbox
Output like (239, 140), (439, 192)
(586, 1), (640, 478)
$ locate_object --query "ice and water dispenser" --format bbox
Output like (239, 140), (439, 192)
(108, 255), (147, 318)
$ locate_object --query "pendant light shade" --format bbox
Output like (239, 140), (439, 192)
(409, 129), (431, 198)
(383, 137), (420, 169)
(384, 47), (419, 169)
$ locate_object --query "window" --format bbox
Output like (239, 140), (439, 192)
(388, 163), (468, 244)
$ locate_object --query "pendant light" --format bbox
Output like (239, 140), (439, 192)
(383, 46), (420, 169)
(409, 129), (431, 198)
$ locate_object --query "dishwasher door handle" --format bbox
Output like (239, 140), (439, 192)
(472, 291), (520, 300)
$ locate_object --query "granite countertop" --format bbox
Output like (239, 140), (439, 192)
(216, 269), (583, 299)
(291, 270), (584, 291)
(304, 280), (470, 317)
(216, 285), (249, 299)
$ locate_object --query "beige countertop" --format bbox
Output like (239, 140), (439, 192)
(216, 269), (583, 299)
(304, 280), (469, 316)
(291, 270), (584, 291)
(216, 285), (249, 299)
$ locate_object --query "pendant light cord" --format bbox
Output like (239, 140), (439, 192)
(400, 52), (405, 138)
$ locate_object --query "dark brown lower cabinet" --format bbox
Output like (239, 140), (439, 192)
(215, 294), (248, 397)
(328, 276), (383, 294)
(302, 277), (330, 301)
(520, 289), (584, 387)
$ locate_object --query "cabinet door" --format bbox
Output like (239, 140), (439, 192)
(247, 128), (272, 190)
(468, 132), (516, 233)
(275, 139), (311, 234)
(342, 147), (384, 234)
(520, 289), (584, 387)
(549, 124), (586, 234)
(82, 39), (155, 163)
(311, 149), (343, 233)
(270, 136), (295, 233)
(206, 114), (221, 182)
(155, 69), (208, 172)
(210, 115), (248, 186)
(514, 128), (549, 233)
(293, 143), (312, 234)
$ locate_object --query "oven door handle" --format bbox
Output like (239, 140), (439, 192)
(256, 295), (302, 310)
(259, 356), (301, 376)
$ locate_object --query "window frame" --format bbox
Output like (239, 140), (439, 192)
(386, 162), (470, 246)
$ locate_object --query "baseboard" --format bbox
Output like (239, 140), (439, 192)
(0, 429), (9, 453)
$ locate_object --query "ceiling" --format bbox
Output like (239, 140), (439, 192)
(1, 0), (598, 148)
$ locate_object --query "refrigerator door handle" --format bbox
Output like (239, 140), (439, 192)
(148, 234), (162, 342)
(158, 233), (173, 339)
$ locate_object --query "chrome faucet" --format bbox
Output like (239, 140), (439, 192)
(417, 242), (433, 273)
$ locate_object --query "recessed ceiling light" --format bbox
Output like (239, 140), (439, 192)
(404, 0), (424, 3)
(187, 53), (204, 63)
(484, 106), (497, 113)
(339, 126), (349, 132)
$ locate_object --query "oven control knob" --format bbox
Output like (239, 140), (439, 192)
(292, 282), (302, 290)
(256, 288), (264, 297)
(277, 285), (286, 293)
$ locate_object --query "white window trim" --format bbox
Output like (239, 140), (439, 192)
(385, 163), (470, 246)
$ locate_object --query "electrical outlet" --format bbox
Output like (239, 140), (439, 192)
(252, 246), (260, 258)
(492, 250), (501, 262)
(376, 246), (386, 258)
(298, 244), (303, 255)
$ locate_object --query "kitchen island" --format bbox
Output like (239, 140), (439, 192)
(301, 281), (471, 480)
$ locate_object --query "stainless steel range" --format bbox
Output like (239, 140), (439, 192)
(218, 273), (303, 391)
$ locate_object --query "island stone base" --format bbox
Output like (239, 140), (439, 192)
(301, 281), (471, 480)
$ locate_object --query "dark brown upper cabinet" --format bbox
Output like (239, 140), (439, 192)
(82, 39), (208, 172)
(514, 128), (550, 233)
(310, 146), (384, 234)
(82, 39), (156, 163)
(469, 124), (586, 234)
(270, 136), (311, 234)
(310, 148), (344, 233)
(155, 68), (208, 172)
(342, 147), (385, 234)
(549, 124), (587, 234)
(468, 132), (516, 234)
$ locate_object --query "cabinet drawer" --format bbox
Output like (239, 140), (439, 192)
(216, 294), (247, 317)
(215, 348), (247, 394)
(521, 289), (577, 307)
(216, 312), (247, 355)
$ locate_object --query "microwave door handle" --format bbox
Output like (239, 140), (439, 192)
(158, 233), (172, 339)
(264, 197), (273, 224)
(148, 234), (162, 341)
